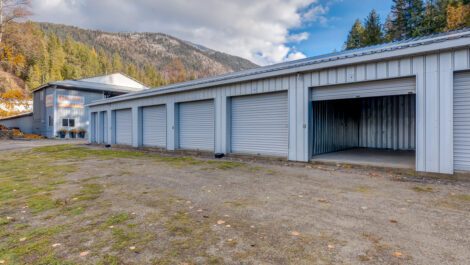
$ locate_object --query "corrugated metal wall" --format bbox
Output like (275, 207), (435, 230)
(313, 95), (416, 156)
(359, 95), (416, 150)
(313, 99), (360, 155)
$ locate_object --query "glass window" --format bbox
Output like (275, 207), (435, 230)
(62, 119), (69, 127)
(69, 119), (75, 127)
(49, 116), (53, 127)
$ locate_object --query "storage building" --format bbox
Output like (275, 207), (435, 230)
(88, 30), (470, 174)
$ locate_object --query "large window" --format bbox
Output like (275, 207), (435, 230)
(62, 118), (75, 127)
(49, 116), (53, 127)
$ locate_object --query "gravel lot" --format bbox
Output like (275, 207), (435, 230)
(0, 142), (469, 264)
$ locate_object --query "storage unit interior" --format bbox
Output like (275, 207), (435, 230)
(312, 94), (416, 169)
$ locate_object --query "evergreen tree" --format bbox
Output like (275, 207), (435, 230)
(386, 0), (408, 40)
(408, 0), (425, 37)
(362, 10), (384, 46)
(345, 19), (365, 49)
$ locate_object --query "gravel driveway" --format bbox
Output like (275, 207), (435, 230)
(0, 144), (469, 265)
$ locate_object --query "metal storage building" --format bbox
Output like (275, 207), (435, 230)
(88, 29), (470, 174)
(30, 73), (147, 138)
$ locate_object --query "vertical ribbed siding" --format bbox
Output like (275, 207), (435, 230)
(313, 95), (416, 156)
(359, 95), (416, 150)
(101, 111), (108, 144)
(312, 99), (360, 155)
(454, 72), (470, 171)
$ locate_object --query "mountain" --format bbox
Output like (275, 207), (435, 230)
(38, 23), (258, 80)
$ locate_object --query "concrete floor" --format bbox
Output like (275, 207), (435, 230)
(312, 148), (415, 169)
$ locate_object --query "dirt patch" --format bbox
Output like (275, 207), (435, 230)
(0, 144), (469, 264)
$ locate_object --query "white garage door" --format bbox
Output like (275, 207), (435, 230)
(92, 112), (98, 143)
(454, 72), (470, 171)
(142, 105), (167, 147)
(101, 111), (108, 144)
(115, 109), (132, 145)
(178, 100), (214, 151)
(231, 92), (288, 156)
(312, 77), (416, 101)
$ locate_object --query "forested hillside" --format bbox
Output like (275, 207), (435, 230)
(0, 22), (257, 117)
(345, 0), (469, 49)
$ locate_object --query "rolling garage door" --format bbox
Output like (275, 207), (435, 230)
(92, 112), (98, 143)
(231, 92), (288, 156)
(454, 72), (470, 171)
(142, 105), (167, 147)
(312, 77), (416, 101)
(115, 109), (132, 145)
(101, 111), (108, 144)
(178, 100), (214, 151)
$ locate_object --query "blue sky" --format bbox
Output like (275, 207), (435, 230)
(291, 0), (392, 57)
(33, 0), (394, 65)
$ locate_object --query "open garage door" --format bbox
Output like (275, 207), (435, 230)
(142, 105), (167, 148)
(454, 72), (470, 171)
(312, 77), (415, 101)
(231, 92), (288, 156)
(115, 109), (132, 145)
(178, 100), (214, 151)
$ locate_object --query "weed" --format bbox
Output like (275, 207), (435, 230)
(412, 186), (434, 193)
(75, 183), (103, 201)
(105, 213), (131, 226)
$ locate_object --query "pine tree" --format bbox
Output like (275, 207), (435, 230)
(386, 0), (408, 40)
(345, 19), (365, 49)
(362, 10), (384, 46)
(408, 0), (425, 37)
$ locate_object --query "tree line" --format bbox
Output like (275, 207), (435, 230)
(345, 0), (470, 50)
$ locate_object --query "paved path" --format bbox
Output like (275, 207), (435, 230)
(0, 139), (87, 151)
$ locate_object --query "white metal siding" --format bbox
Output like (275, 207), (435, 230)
(178, 100), (214, 151)
(231, 92), (288, 156)
(115, 109), (132, 145)
(454, 72), (470, 171)
(142, 105), (167, 147)
(312, 77), (416, 101)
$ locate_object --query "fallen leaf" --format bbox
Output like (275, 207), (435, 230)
(217, 220), (226, 225)
(393, 251), (403, 257)
(6, 216), (13, 220)
(52, 243), (61, 248)
(79, 251), (90, 257)
(129, 246), (136, 250)
(225, 225), (231, 228)
(109, 226), (114, 229)
(291, 231), (300, 236)
(19, 237), (26, 242)
(227, 239), (233, 242)
(389, 219), (398, 224)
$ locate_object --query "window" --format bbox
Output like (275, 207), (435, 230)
(49, 116), (53, 127)
(62, 118), (75, 127)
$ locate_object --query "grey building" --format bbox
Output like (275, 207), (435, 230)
(88, 29), (470, 174)
(1, 73), (147, 138)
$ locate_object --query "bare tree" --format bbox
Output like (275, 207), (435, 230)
(0, 0), (32, 43)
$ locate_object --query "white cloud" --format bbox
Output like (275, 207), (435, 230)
(288, 32), (310, 43)
(31, 0), (330, 65)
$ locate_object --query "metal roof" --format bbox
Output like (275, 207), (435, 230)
(0, 112), (33, 121)
(34, 79), (144, 94)
(89, 28), (470, 107)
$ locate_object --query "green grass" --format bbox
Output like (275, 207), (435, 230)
(412, 186), (434, 193)
(75, 183), (104, 201)
(105, 213), (131, 226)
